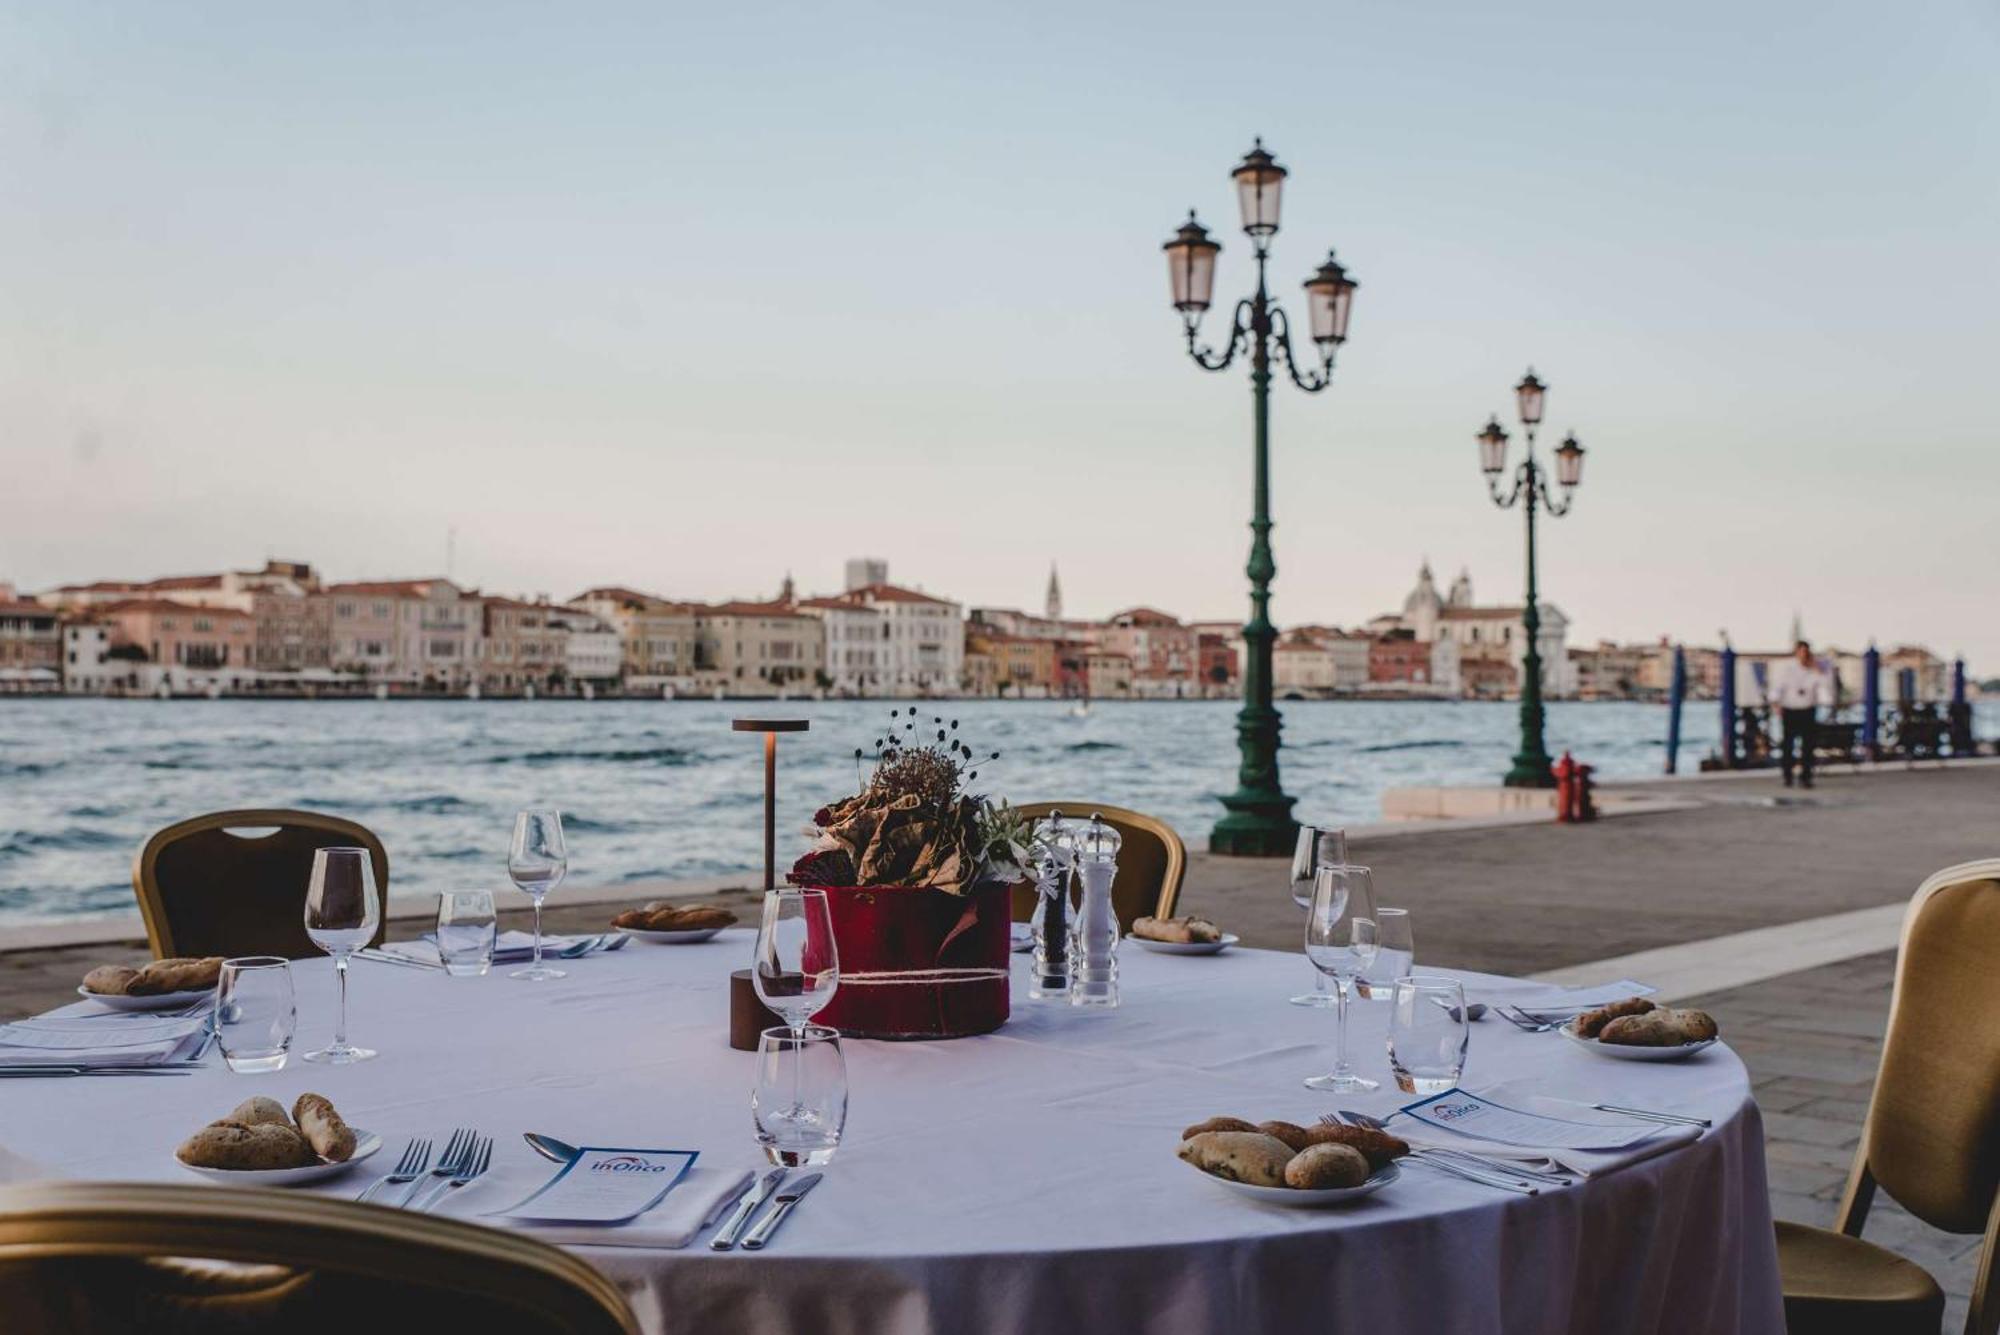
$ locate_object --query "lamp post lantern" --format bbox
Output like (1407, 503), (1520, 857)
(1477, 369), (1585, 788)
(1162, 139), (1359, 855)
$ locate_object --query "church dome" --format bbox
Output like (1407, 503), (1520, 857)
(1402, 561), (1443, 619)
(1448, 568), (1473, 608)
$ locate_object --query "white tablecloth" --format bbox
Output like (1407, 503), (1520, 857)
(6, 932), (1785, 1334)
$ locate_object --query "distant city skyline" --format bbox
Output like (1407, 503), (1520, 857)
(3, 2), (1996, 665)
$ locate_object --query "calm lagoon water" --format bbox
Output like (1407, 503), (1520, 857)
(0, 698), (1722, 925)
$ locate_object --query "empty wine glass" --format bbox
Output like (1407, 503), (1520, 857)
(1305, 864), (1379, 1092)
(753, 888), (839, 1037)
(1289, 826), (1349, 1007)
(1360, 906), (1414, 1001)
(302, 847), (381, 1064)
(508, 809), (568, 981)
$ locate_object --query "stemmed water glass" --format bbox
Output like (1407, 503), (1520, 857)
(302, 847), (381, 1064)
(1289, 826), (1348, 1006)
(1304, 864), (1380, 1092)
(508, 809), (568, 981)
(753, 888), (839, 1034)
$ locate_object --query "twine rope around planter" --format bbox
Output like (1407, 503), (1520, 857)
(837, 967), (1011, 986)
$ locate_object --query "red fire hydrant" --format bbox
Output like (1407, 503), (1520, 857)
(1554, 751), (1597, 824)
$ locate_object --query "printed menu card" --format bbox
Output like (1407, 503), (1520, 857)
(1401, 1091), (1658, 1151)
(490, 1148), (698, 1224)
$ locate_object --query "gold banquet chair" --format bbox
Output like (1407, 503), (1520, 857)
(1778, 857), (2000, 1335)
(133, 809), (391, 960)
(0, 1181), (638, 1335)
(1008, 802), (1186, 932)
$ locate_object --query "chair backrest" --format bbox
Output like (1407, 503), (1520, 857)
(133, 810), (390, 960)
(1860, 858), (2000, 1234)
(0, 1180), (639, 1335)
(1007, 802), (1186, 932)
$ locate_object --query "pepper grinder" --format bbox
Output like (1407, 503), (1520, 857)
(1069, 813), (1122, 1008)
(1028, 811), (1075, 1000)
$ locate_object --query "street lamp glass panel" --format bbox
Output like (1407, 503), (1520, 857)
(1162, 214), (1221, 314)
(1477, 418), (1509, 475)
(1515, 370), (1546, 426)
(1231, 141), (1287, 239)
(1554, 434), (1585, 487)
(1302, 253), (1359, 346)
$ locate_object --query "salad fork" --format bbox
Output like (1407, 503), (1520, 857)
(1319, 1114), (1544, 1194)
(414, 1135), (493, 1212)
(358, 1138), (433, 1204)
(1495, 1005), (1565, 1033)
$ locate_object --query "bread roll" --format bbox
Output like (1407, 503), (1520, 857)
(1284, 1143), (1371, 1189)
(1673, 1008), (1719, 1042)
(1256, 1120), (1314, 1152)
(1599, 1011), (1689, 1046)
(1177, 1132), (1294, 1187)
(228, 1096), (291, 1129)
(1180, 1115), (1258, 1140)
(1574, 996), (1655, 1039)
(177, 1121), (316, 1171)
(1133, 916), (1222, 944)
(292, 1093), (356, 1163)
(82, 965), (139, 996)
(1301, 1122), (1410, 1169)
(128, 956), (224, 996)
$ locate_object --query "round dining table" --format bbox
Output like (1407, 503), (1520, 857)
(7, 933), (1785, 1334)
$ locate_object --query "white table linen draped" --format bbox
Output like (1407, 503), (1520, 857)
(6, 932), (1784, 1335)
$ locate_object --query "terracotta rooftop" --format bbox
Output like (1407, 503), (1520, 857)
(143, 574), (225, 591)
(846, 583), (955, 607)
(325, 578), (461, 597)
(0, 601), (59, 618)
(96, 598), (252, 620)
(705, 599), (813, 619)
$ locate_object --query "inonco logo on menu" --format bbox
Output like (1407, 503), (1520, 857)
(592, 1155), (670, 1173)
(1430, 1101), (1481, 1123)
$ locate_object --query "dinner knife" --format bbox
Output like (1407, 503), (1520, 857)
(739, 1172), (821, 1250)
(710, 1168), (786, 1251)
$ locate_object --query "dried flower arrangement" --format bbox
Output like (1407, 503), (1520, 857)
(788, 708), (1034, 894)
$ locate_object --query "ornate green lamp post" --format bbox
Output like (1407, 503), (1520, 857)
(1477, 370), (1586, 788)
(1162, 140), (1359, 855)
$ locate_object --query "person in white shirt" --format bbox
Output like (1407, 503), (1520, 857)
(1767, 640), (1835, 788)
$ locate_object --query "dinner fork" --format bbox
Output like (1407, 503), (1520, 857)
(412, 1135), (493, 1212)
(399, 1128), (476, 1208)
(357, 1138), (433, 1204)
(1495, 1005), (1565, 1033)
(1334, 1110), (1574, 1186)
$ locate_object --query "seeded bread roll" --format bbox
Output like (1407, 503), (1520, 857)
(177, 1122), (317, 1171)
(1284, 1143), (1371, 1189)
(292, 1093), (356, 1163)
(227, 1096), (292, 1129)
(1180, 1115), (1258, 1140)
(1574, 996), (1655, 1039)
(1177, 1132), (1294, 1187)
(128, 957), (224, 996)
(1257, 1120), (1314, 1153)
(82, 965), (140, 996)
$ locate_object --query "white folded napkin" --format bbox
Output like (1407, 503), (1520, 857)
(1389, 1089), (1702, 1177)
(379, 932), (588, 967)
(0, 1013), (208, 1067)
(434, 1165), (756, 1249)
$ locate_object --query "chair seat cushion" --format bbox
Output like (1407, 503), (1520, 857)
(1777, 1220), (1945, 1335)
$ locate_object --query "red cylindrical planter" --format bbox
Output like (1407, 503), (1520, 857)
(803, 882), (1012, 1040)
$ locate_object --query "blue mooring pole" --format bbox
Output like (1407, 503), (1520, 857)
(1719, 645), (1738, 767)
(1664, 644), (1686, 774)
(1862, 644), (1881, 760)
(1953, 657), (1967, 708)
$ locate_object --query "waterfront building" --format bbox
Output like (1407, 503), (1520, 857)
(568, 587), (703, 693)
(1085, 650), (1134, 699)
(479, 598), (567, 695)
(795, 596), (884, 696)
(0, 598), (62, 693)
(59, 621), (120, 695)
(544, 607), (623, 690)
(41, 563), (330, 672)
(965, 633), (1056, 697)
(961, 644), (997, 698)
(844, 558), (889, 592)
(1570, 640), (1655, 700)
(1045, 564), (1063, 621)
(1273, 631), (1336, 695)
(694, 601), (824, 695)
(1100, 608), (1198, 698)
(967, 606), (1101, 646)
(98, 599), (255, 671)
(326, 579), (481, 690)
(1389, 561), (1572, 699)
(834, 581), (962, 696)
(1369, 629), (1434, 686)
(1196, 632), (1239, 697)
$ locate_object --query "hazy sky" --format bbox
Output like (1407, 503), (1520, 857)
(4, 2), (1996, 666)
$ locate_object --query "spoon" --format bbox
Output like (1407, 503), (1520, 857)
(524, 1132), (581, 1163)
(1432, 999), (1488, 1022)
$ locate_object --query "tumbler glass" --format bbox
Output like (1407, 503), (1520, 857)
(216, 956), (295, 1074)
(751, 1025), (848, 1166)
(436, 891), (498, 976)
(1388, 976), (1470, 1095)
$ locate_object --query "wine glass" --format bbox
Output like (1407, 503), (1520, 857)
(508, 810), (568, 981)
(754, 888), (839, 1037)
(1304, 864), (1379, 1092)
(1289, 826), (1349, 1007)
(302, 847), (381, 1064)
